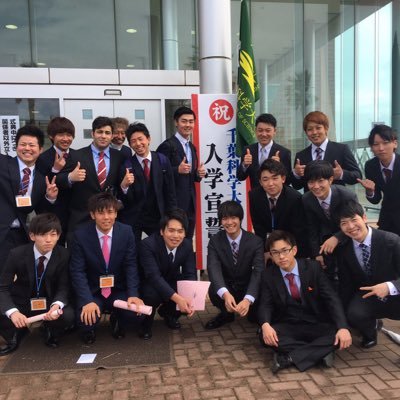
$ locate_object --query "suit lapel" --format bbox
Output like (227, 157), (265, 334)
(271, 264), (288, 304)
(172, 136), (185, 161)
(83, 146), (99, 189)
(132, 155), (146, 194)
(369, 229), (380, 278)
(26, 245), (36, 291)
(150, 151), (162, 192)
(251, 143), (259, 165)
(9, 157), (21, 196)
(44, 246), (58, 288)
(31, 167), (45, 205)
(88, 223), (106, 270)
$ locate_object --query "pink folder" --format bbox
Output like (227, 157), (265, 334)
(177, 280), (210, 311)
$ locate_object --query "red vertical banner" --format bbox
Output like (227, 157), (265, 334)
(192, 94), (251, 270)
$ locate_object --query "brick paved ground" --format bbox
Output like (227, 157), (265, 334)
(0, 300), (399, 400)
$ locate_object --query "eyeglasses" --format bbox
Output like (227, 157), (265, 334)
(270, 247), (293, 257)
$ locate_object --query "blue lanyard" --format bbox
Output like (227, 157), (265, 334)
(34, 260), (46, 298)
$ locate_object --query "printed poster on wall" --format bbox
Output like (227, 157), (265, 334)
(0, 116), (19, 156)
(192, 94), (251, 270)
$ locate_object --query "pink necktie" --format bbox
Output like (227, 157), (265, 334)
(101, 235), (111, 298)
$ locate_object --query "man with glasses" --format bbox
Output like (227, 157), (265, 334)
(258, 230), (352, 374)
(358, 124), (400, 236)
(205, 201), (264, 330)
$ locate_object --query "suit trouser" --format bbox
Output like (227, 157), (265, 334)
(208, 286), (259, 323)
(262, 321), (337, 372)
(76, 290), (141, 332)
(141, 283), (181, 330)
(346, 292), (400, 341)
(0, 304), (75, 342)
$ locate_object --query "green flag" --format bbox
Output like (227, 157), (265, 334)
(236, 0), (259, 157)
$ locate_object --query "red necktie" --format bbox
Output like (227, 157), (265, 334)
(101, 235), (111, 298)
(62, 152), (69, 160)
(143, 159), (150, 182)
(285, 273), (301, 301)
(97, 151), (106, 188)
(19, 167), (31, 195)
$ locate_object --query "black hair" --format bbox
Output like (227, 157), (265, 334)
(333, 200), (365, 222)
(92, 116), (113, 131)
(126, 122), (150, 142)
(217, 200), (244, 223)
(255, 113), (277, 128)
(265, 230), (296, 252)
(258, 159), (287, 179)
(16, 125), (45, 148)
(368, 124), (397, 146)
(87, 192), (121, 213)
(29, 213), (61, 235)
(173, 106), (196, 121)
(304, 160), (333, 182)
(47, 117), (75, 139)
(160, 208), (189, 233)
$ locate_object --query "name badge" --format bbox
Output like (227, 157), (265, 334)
(16, 195), (32, 208)
(30, 297), (47, 311)
(100, 275), (114, 288)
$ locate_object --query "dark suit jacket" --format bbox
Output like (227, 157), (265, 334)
(69, 221), (139, 308)
(207, 229), (264, 299)
(139, 233), (196, 301)
(156, 136), (201, 215)
(36, 147), (77, 232)
(258, 259), (348, 329)
(237, 142), (292, 188)
(119, 145), (132, 160)
(0, 244), (70, 314)
(291, 141), (361, 191)
(119, 151), (177, 228)
(336, 228), (400, 307)
(364, 154), (400, 235)
(57, 145), (124, 232)
(0, 154), (53, 245)
(302, 184), (358, 257)
(249, 185), (309, 257)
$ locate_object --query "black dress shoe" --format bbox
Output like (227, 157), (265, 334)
(82, 330), (96, 344)
(376, 319), (383, 331)
(361, 338), (377, 349)
(163, 315), (181, 330)
(270, 353), (293, 374)
(321, 351), (335, 368)
(205, 313), (235, 330)
(110, 313), (125, 339)
(44, 328), (59, 348)
(139, 329), (153, 340)
(0, 328), (28, 356)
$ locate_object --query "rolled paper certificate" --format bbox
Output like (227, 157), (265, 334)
(113, 300), (152, 316)
(26, 309), (63, 324)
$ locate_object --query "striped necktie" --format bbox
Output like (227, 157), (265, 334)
(97, 151), (107, 188)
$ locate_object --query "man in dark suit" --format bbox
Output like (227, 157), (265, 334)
(157, 106), (206, 239)
(57, 116), (125, 237)
(336, 201), (400, 348)
(205, 201), (264, 329)
(36, 117), (77, 245)
(0, 214), (74, 355)
(110, 117), (132, 160)
(139, 209), (197, 339)
(119, 122), (177, 245)
(69, 193), (143, 344)
(259, 230), (352, 373)
(358, 124), (400, 236)
(0, 125), (58, 272)
(302, 160), (358, 280)
(237, 113), (291, 189)
(291, 111), (361, 191)
(249, 159), (309, 257)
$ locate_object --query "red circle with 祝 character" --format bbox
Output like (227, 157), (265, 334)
(209, 99), (234, 125)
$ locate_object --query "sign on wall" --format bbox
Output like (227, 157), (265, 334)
(0, 116), (19, 156)
(192, 94), (251, 270)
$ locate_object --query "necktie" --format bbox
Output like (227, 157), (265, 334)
(19, 167), (31, 195)
(269, 197), (276, 212)
(315, 147), (323, 160)
(143, 159), (150, 182)
(285, 273), (301, 301)
(37, 256), (46, 279)
(185, 142), (192, 165)
(383, 168), (392, 182)
(168, 252), (174, 264)
(359, 243), (372, 276)
(231, 241), (238, 265)
(101, 235), (111, 298)
(97, 151), (107, 189)
(321, 201), (330, 218)
(62, 152), (69, 160)
(259, 147), (268, 165)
